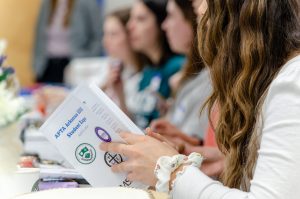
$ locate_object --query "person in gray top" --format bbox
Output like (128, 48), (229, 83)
(71, 0), (104, 57)
(33, 0), (75, 83)
(33, 0), (104, 83)
(150, 0), (212, 146)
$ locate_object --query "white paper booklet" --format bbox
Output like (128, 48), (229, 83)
(39, 83), (146, 189)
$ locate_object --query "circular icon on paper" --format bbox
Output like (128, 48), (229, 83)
(75, 143), (96, 165)
(104, 152), (123, 167)
(95, 127), (112, 142)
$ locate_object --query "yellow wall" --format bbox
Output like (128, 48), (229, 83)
(0, 0), (41, 87)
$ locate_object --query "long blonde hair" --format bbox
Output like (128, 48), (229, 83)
(198, 0), (300, 189)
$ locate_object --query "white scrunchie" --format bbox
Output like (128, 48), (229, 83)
(154, 152), (203, 193)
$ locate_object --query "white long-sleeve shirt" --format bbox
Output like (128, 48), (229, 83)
(172, 55), (300, 199)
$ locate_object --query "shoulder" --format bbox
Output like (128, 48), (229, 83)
(267, 55), (300, 99)
(195, 68), (211, 83)
(263, 55), (300, 124)
(276, 55), (300, 80)
(254, 56), (300, 196)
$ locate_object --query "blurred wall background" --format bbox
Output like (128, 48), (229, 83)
(0, 0), (41, 87)
(105, 0), (135, 14)
(0, 0), (135, 87)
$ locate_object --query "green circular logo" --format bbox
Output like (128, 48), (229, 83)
(75, 143), (96, 164)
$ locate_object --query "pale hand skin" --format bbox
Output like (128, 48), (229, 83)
(150, 119), (201, 146)
(149, 120), (225, 177)
(100, 130), (179, 187)
(103, 66), (124, 97)
(150, 132), (225, 178)
(184, 145), (225, 177)
(102, 66), (132, 117)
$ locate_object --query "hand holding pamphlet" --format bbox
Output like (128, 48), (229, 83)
(40, 83), (146, 189)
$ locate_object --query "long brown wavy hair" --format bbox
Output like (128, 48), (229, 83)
(198, 0), (300, 190)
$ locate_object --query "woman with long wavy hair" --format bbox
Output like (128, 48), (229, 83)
(100, 0), (300, 198)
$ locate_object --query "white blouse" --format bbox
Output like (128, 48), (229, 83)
(172, 55), (300, 199)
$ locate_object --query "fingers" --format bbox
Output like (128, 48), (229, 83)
(112, 73), (121, 83)
(111, 161), (133, 173)
(185, 137), (200, 146)
(145, 127), (152, 135)
(100, 142), (129, 157)
(109, 66), (122, 73)
(178, 133), (201, 146)
(148, 131), (167, 143)
(150, 119), (167, 131)
(126, 172), (137, 182)
(146, 127), (167, 142)
(147, 130), (179, 151)
(111, 162), (138, 181)
(119, 132), (144, 145)
(108, 67), (121, 82)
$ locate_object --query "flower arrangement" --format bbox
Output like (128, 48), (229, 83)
(0, 56), (26, 127)
(0, 41), (26, 175)
(0, 40), (35, 199)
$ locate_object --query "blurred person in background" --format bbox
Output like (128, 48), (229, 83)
(151, 0), (212, 145)
(100, 0), (300, 197)
(102, 8), (143, 117)
(33, 0), (75, 83)
(151, 0), (224, 178)
(127, 0), (185, 128)
(71, 0), (104, 57)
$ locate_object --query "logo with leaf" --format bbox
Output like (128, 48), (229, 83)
(75, 143), (96, 164)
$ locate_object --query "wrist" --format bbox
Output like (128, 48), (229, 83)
(154, 154), (186, 193)
(154, 153), (204, 193)
(169, 163), (187, 190)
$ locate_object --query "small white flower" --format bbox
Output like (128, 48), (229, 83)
(0, 39), (7, 55)
(0, 82), (26, 128)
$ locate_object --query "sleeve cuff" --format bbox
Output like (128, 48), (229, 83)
(171, 166), (221, 199)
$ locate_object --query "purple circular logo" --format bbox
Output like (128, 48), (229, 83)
(95, 127), (111, 142)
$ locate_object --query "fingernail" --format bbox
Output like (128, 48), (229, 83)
(145, 127), (152, 134)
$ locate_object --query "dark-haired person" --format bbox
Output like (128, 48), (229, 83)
(150, 0), (223, 178)
(149, 0), (224, 178)
(127, 0), (185, 128)
(102, 8), (143, 117)
(100, 0), (300, 198)
(150, 0), (212, 149)
(33, 0), (75, 83)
